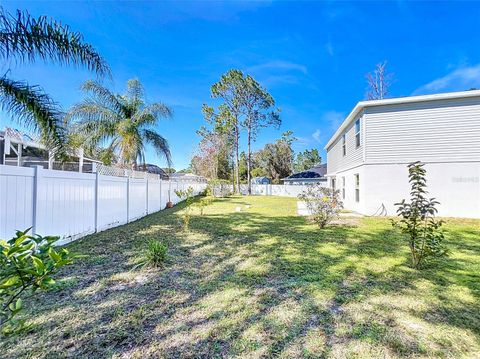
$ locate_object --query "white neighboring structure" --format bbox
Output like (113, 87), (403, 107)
(324, 90), (480, 218)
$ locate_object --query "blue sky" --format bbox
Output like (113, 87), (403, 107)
(2, 1), (480, 170)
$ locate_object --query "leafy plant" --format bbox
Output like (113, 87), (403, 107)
(175, 186), (195, 230)
(0, 228), (73, 334)
(194, 196), (213, 216)
(392, 162), (447, 269)
(0, 8), (109, 153)
(298, 185), (343, 229)
(137, 240), (168, 268)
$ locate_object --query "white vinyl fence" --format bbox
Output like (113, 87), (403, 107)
(0, 165), (206, 245)
(239, 183), (327, 197)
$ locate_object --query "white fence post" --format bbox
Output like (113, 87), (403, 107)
(94, 171), (99, 232)
(32, 165), (43, 235)
(126, 177), (130, 223)
(146, 178), (149, 215)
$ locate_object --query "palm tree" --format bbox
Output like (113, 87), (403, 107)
(0, 8), (109, 149)
(68, 79), (172, 168)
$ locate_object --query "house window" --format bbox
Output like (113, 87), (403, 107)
(342, 176), (345, 200)
(355, 118), (361, 148)
(342, 134), (346, 156)
(331, 178), (336, 191)
(354, 174), (360, 202)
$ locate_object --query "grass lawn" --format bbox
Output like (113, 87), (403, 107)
(2, 196), (479, 358)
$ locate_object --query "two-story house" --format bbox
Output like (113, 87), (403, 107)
(324, 90), (480, 218)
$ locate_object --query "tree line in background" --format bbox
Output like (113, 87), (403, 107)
(0, 6), (394, 177)
(190, 121), (323, 186)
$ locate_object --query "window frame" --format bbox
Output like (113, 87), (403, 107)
(355, 118), (361, 148)
(342, 133), (346, 156)
(354, 173), (360, 202)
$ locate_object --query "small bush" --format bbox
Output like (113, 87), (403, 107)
(194, 196), (213, 216)
(392, 162), (447, 269)
(138, 240), (168, 268)
(175, 187), (195, 230)
(298, 185), (343, 229)
(0, 229), (73, 334)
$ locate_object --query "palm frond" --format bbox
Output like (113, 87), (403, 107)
(68, 99), (120, 125)
(142, 129), (171, 166)
(0, 76), (65, 150)
(134, 102), (172, 125)
(74, 118), (118, 149)
(80, 80), (124, 114)
(0, 9), (110, 77)
(125, 78), (144, 104)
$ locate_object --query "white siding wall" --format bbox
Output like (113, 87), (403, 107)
(363, 163), (480, 218)
(364, 97), (480, 163)
(330, 166), (366, 214)
(326, 114), (364, 174)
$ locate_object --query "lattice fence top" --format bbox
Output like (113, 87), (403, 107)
(96, 164), (162, 180)
(95, 164), (207, 182)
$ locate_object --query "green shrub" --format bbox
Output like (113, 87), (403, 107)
(392, 162), (447, 269)
(175, 187), (195, 230)
(0, 229), (73, 334)
(298, 185), (343, 229)
(194, 196), (213, 216)
(138, 240), (168, 268)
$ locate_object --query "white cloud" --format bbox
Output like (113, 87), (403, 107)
(312, 129), (322, 142)
(413, 64), (480, 95)
(247, 60), (308, 75)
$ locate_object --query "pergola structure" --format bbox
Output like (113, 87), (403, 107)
(0, 127), (101, 172)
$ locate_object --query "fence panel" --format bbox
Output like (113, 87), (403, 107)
(171, 181), (180, 204)
(36, 169), (96, 242)
(128, 178), (147, 221)
(160, 180), (170, 208)
(148, 179), (162, 213)
(0, 164), (207, 243)
(97, 175), (128, 231)
(0, 166), (35, 238)
(229, 183), (328, 197)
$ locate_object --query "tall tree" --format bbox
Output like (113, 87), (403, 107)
(255, 131), (295, 183)
(241, 75), (280, 194)
(68, 79), (172, 168)
(365, 61), (393, 100)
(200, 103), (235, 180)
(193, 125), (230, 180)
(294, 149), (322, 172)
(0, 8), (109, 151)
(203, 70), (246, 193)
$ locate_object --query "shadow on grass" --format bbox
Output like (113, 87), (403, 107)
(2, 197), (479, 358)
